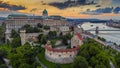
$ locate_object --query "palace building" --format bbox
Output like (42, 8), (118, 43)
(5, 9), (68, 43)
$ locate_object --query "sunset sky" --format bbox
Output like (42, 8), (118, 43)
(1, 0), (120, 19)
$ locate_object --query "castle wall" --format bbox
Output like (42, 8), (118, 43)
(45, 45), (79, 64)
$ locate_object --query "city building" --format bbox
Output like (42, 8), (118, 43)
(5, 9), (68, 43)
(43, 15), (67, 27)
(5, 14), (42, 31)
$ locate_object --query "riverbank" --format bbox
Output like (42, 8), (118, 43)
(81, 22), (120, 45)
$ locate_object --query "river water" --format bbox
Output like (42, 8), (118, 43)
(81, 22), (120, 45)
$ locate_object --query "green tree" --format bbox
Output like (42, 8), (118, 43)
(62, 37), (68, 45)
(0, 64), (8, 68)
(73, 56), (88, 68)
(19, 63), (31, 68)
(9, 45), (39, 68)
(48, 31), (57, 38)
(115, 53), (120, 68)
(0, 49), (7, 64)
(65, 33), (73, 40)
(44, 25), (50, 30)
(38, 34), (47, 44)
(40, 35), (47, 44)
(54, 64), (61, 68)
(11, 37), (21, 48)
(37, 23), (43, 28)
(23, 24), (42, 33)
(11, 29), (19, 38)
(90, 52), (110, 68)
(38, 34), (44, 41)
(0, 49), (7, 58)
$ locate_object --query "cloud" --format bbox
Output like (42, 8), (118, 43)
(113, 7), (120, 14)
(0, 1), (26, 11)
(49, 0), (96, 9)
(81, 7), (116, 15)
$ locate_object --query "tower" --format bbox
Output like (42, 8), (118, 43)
(42, 9), (48, 19)
(95, 26), (99, 35)
(20, 29), (26, 45)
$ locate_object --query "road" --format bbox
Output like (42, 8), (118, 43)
(3, 58), (12, 68)
(110, 61), (115, 68)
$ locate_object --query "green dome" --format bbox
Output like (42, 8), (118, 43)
(42, 9), (48, 15)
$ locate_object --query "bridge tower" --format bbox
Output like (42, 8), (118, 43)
(95, 26), (99, 38)
(95, 26), (99, 34)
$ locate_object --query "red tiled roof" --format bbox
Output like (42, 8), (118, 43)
(75, 32), (83, 40)
(45, 45), (79, 52)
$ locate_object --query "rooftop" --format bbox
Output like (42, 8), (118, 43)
(7, 14), (28, 19)
(45, 44), (79, 52)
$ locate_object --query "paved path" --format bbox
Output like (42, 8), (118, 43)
(35, 56), (47, 68)
(110, 61), (115, 68)
(3, 58), (12, 68)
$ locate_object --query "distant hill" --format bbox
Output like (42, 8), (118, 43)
(0, 10), (31, 17)
(0, 17), (6, 21)
(67, 18), (108, 24)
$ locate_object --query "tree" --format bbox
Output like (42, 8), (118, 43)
(0, 49), (7, 65)
(90, 52), (110, 68)
(115, 53), (120, 68)
(44, 25), (50, 30)
(38, 34), (44, 41)
(40, 35), (47, 44)
(62, 37), (68, 45)
(0, 26), (5, 43)
(34, 27), (40, 33)
(11, 29), (19, 38)
(65, 33), (73, 40)
(11, 37), (21, 48)
(0, 49), (7, 58)
(9, 45), (39, 68)
(19, 63), (31, 68)
(54, 64), (61, 68)
(0, 64), (8, 68)
(73, 56), (88, 68)
(77, 39), (111, 68)
(48, 31), (57, 38)
(22, 24), (42, 33)
(37, 23), (43, 28)
(37, 34), (47, 44)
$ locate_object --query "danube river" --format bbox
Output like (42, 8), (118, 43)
(81, 22), (120, 45)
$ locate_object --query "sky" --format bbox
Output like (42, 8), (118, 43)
(1, 0), (120, 19)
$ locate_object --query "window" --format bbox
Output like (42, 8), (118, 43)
(59, 55), (61, 57)
(73, 46), (76, 48)
(49, 53), (52, 55)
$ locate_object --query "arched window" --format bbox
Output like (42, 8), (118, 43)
(49, 53), (52, 55)
(59, 55), (61, 57)
(73, 46), (76, 48)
